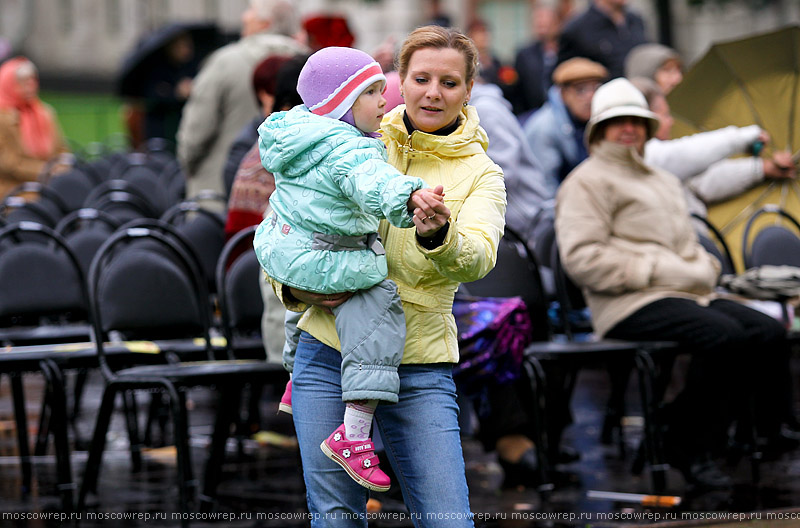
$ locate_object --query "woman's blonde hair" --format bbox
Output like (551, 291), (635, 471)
(396, 25), (479, 83)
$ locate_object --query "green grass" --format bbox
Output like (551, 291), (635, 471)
(39, 91), (129, 154)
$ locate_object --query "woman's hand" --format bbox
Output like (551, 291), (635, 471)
(410, 185), (451, 237)
(763, 150), (796, 180)
(288, 287), (353, 314)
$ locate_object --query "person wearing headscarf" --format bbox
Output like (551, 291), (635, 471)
(0, 57), (68, 199)
(624, 43), (683, 95)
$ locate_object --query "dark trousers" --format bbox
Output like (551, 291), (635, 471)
(606, 297), (791, 459)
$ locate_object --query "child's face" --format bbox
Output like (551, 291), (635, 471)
(351, 81), (387, 133)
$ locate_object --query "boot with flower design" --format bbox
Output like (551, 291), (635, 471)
(320, 423), (391, 492)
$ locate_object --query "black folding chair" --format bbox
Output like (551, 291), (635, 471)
(0, 221), (89, 511)
(162, 200), (227, 295)
(691, 213), (737, 276)
(76, 226), (284, 522)
(742, 205), (800, 269)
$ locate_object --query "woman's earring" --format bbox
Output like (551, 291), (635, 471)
(463, 100), (469, 107)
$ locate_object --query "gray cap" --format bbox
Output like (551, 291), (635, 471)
(624, 43), (681, 81)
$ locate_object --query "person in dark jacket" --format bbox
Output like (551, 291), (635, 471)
(513, 3), (561, 118)
(557, 0), (648, 79)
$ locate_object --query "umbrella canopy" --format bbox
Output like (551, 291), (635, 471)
(117, 22), (224, 98)
(668, 25), (800, 271)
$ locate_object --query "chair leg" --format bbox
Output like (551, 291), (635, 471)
(245, 382), (264, 435)
(34, 386), (52, 456)
(165, 384), (194, 524)
(143, 393), (158, 447)
(175, 390), (195, 487)
(10, 373), (32, 495)
(41, 360), (74, 513)
(70, 368), (89, 442)
(77, 385), (119, 510)
(604, 360), (632, 457)
(198, 385), (242, 511)
(521, 357), (555, 495)
(143, 393), (171, 447)
(122, 391), (142, 471)
(635, 349), (668, 492)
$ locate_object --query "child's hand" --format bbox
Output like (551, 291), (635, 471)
(408, 185), (445, 220)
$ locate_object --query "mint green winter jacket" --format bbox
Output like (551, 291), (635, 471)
(253, 106), (426, 294)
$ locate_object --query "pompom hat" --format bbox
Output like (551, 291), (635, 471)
(297, 47), (386, 126)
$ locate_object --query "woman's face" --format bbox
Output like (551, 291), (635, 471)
(603, 116), (648, 154)
(654, 59), (683, 95)
(16, 72), (38, 102)
(401, 47), (472, 133)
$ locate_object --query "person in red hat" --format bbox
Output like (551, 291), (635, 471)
(301, 14), (355, 51)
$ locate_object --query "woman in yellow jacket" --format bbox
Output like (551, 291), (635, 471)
(270, 26), (506, 527)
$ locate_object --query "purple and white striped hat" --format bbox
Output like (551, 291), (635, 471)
(297, 46), (386, 126)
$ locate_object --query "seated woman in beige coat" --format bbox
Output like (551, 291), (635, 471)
(0, 57), (69, 200)
(555, 78), (793, 491)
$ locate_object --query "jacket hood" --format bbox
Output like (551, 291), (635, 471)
(258, 105), (364, 177)
(380, 104), (489, 159)
(624, 43), (681, 81)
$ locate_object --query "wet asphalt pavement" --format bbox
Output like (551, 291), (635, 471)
(1, 357), (799, 527)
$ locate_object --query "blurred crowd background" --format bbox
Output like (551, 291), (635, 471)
(0, 0), (798, 151)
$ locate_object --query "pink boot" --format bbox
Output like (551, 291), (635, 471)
(278, 380), (292, 415)
(320, 424), (391, 492)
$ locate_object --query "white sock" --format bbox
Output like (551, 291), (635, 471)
(343, 400), (378, 441)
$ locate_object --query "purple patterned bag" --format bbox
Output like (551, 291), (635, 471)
(453, 294), (533, 395)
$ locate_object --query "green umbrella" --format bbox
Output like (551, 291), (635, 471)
(668, 25), (800, 270)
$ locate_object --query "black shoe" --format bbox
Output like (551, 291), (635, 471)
(557, 446), (581, 464)
(684, 457), (733, 490)
(498, 448), (540, 489)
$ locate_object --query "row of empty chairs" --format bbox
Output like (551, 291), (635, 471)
(0, 216), (281, 518)
(0, 145), (283, 520)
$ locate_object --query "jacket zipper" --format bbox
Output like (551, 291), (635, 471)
(401, 133), (416, 173)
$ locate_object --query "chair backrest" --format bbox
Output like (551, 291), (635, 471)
(45, 168), (96, 213)
(2, 198), (61, 228)
(548, 235), (596, 340)
(88, 226), (212, 379)
(85, 189), (159, 223)
(118, 164), (172, 215)
(186, 190), (228, 211)
(162, 201), (226, 293)
(750, 226), (800, 268)
(216, 225), (263, 352)
(0, 222), (87, 327)
(691, 213), (737, 275)
(85, 157), (114, 182)
(56, 208), (122, 277)
(461, 227), (550, 341)
(742, 205), (800, 269)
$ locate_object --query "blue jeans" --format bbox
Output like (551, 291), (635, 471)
(292, 332), (474, 528)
